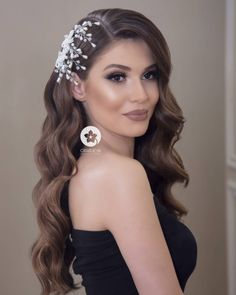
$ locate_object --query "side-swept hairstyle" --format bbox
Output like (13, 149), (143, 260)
(30, 8), (189, 295)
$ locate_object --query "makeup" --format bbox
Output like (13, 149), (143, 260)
(123, 110), (148, 121)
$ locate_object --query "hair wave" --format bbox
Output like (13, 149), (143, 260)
(30, 8), (190, 295)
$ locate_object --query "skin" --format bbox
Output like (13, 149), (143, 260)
(71, 38), (160, 159)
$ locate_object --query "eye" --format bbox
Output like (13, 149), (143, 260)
(143, 70), (159, 80)
(105, 70), (160, 83)
(106, 72), (126, 83)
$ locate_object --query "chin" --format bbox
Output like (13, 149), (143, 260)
(126, 125), (149, 137)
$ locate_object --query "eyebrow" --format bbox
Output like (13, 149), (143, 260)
(103, 63), (158, 71)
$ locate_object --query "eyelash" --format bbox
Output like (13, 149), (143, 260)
(106, 70), (160, 83)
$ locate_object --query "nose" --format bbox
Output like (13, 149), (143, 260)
(129, 78), (149, 103)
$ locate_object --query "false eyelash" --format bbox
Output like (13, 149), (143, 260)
(106, 70), (160, 82)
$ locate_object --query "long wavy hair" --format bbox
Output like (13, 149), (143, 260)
(30, 7), (190, 295)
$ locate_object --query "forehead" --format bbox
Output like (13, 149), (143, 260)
(93, 38), (155, 70)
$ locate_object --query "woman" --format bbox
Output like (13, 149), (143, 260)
(30, 8), (197, 295)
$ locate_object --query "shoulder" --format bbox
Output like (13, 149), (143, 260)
(68, 153), (151, 213)
(68, 153), (150, 230)
(69, 154), (183, 293)
(92, 154), (151, 200)
(102, 154), (152, 200)
(100, 154), (155, 227)
(99, 155), (183, 293)
(70, 153), (148, 190)
(102, 153), (149, 181)
(68, 153), (148, 203)
(104, 153), (147, 177)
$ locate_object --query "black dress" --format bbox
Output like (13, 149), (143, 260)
(70, 194), (198, 294)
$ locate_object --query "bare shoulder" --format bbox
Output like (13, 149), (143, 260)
(101, 154), (156, 230)
(101, 154), (153, 203)
(93, 154), (152, 205)
(104, 154), (148, 179)
(69, 154), (183, 293)
(68, 153), (146, 229)
(69, 153), (141, 190)
(100, 154), (183, 294)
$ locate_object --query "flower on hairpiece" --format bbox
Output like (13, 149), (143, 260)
(54, 20), (100, 85)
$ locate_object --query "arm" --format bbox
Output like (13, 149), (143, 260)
(101, 158), (184, 295)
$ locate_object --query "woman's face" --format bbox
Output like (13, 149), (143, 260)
(72, 38), (159, 138)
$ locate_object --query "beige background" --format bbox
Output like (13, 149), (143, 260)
(0, 0), (227, 294)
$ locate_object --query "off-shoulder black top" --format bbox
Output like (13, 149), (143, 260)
(70, 194), (198, 294)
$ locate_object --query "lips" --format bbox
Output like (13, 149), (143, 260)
(124, 109), (148, 115)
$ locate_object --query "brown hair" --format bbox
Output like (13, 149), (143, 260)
(30, 7), (189, 295)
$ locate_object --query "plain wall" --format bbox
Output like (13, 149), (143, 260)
(0, 0), (227, 294)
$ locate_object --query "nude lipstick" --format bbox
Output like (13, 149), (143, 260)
(123, 109), (148, 121)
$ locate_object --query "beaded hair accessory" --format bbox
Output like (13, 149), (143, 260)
(54, 20), (100, 85)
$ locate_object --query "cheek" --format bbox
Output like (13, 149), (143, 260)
(89, 84), (125, 115)
(149, 83), (159, 104)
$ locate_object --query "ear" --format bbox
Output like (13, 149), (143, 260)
(70, 72), (87, 102)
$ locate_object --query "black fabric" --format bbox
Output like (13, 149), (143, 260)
(71, 194), (198, 294)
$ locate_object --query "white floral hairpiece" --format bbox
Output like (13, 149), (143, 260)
(54, 20), (100, 85)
